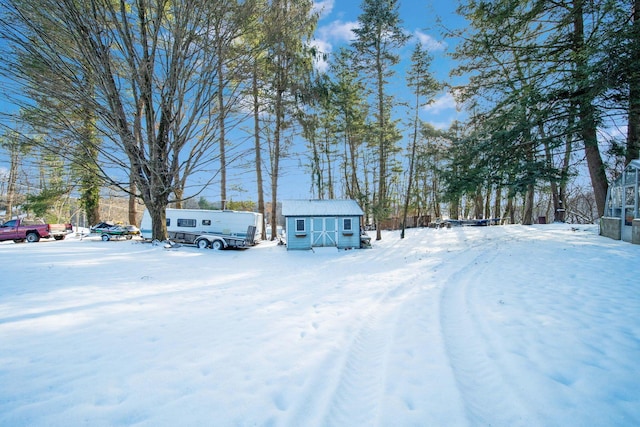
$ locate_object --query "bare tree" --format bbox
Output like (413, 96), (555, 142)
(0, 0), (237, 239)
(0, 129), (31, 221)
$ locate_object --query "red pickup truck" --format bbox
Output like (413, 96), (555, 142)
(0, 218), (73, 243)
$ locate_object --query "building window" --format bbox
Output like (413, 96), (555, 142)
(296, 219), (305, 232)
(166, 218), (170, 227)
(177, 218), (197, 227)
(202, 219), (211, 226)
(343, 218), (352, 231)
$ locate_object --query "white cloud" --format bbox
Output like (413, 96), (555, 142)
(312, 0), (335, 19)
(312, 20), (359, 73)
(317, 20), (359, 44)
(423, 92), (458, 114)
(414, 30), (447, 52)
(424, 120), (454, 131)
(309, 39), (332, 73)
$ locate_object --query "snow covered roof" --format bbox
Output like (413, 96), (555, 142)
(282, 199), (364, 217)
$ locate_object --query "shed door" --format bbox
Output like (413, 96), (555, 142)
(311, 217), (337, 247)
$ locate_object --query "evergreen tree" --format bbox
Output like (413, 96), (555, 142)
(262, 0), (318, 239)
(450, 0), (612, 218)
(401, 42), (440, 238)
(352, 0), (410, 240)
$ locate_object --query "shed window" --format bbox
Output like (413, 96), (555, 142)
(295, 219), (306, 232)
(343, 218), (352, 231)
(177, 218), (197, 227)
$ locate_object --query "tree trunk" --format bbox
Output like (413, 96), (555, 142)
(375, 63), (385, 241)
(349, 132), (360, 200)
(173, 186), (183, 209)
(312, 132), (322, 198)
(493, 186), (501, 221)
(583, 140), (608, 216)
(401, 86), (421, 239)
(271, 89), (283, 241)
(450, 197), (459, 220)
(474, 187), (484, 219)
(6, 145), (19, 221)
(573, 0), (608, 216)
(85, 186), (100, 226)
(218, 42), (227, 209)
(324, 134), (334, 199)
(129, 177), (137, 225)
(253, 64), (266, 240)
(148, 202), (168, 242)
(503, 193), (515, 225)
(523, 184), (534, 225)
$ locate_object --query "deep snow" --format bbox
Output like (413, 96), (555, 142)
(0, 224), (638, 426)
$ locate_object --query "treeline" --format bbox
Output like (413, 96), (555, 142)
(0, 0), (637, 240)
(443, 0), (639, 227)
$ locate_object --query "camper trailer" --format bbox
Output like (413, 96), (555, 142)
(140, 208), (263, 249)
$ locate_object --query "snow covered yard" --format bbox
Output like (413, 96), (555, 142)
(0, 224), (638, 426)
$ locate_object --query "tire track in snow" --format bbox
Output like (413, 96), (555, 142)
(322, 305), (396, 426)
(287, 280), (412, 427)
(438, 240), (537, 426)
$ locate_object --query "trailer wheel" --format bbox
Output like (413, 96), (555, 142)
(101, 234), (111, 241)
(196, 239), (210, 249)
(26, 232), (40, 243)
(211, 240), (224, 250)
(54, 235), (65, 241)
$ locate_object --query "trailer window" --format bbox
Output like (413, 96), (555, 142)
(177, 218), (197, 227)
(343, 218), (352, 231)
(202, 219), (211, 226)
(296, 219), (305, 232)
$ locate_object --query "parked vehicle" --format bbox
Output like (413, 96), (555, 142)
(90, 221), (141, 241)
(0, 218), (73, 243)
(140, 208), (263, 249)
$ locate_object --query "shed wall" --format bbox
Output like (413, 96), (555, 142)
(286, 217), (312, 250)
(336, 216), (361, 249)
(285, 215), (362, 250)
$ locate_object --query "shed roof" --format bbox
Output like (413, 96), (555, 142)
(282, 199), (364, 217)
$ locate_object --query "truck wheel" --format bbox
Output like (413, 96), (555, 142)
(212, 240), (224, 250)
(196, 239), (210, 249)
(101, 234), (111, 241)
(26, 232), (40, 243)
(54, 235), (65, 241)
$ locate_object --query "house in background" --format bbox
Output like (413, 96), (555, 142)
(282, 199), (366, 250)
